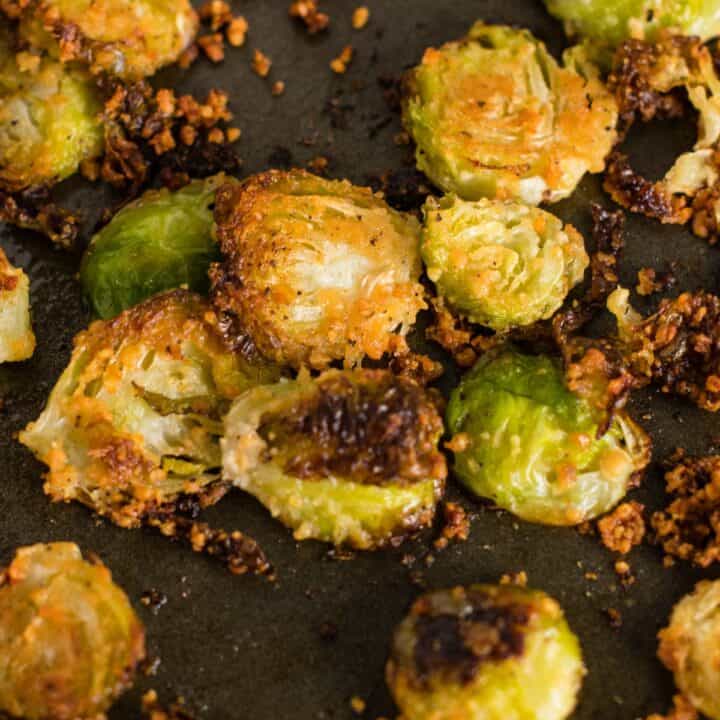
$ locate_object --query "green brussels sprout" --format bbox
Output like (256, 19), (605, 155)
(402, 22), (618, 204)
(20, 289), (281, 529)
(222, 369), (447, 549)
(80, 175), (234, 320)
(6, 0), (198, 79)
(658, 579), (720, 719)
(421, 196), (589, 331)
(386, 584), (585, 720)
(0, 247), (35, 362)
(0, 29), (103, 191)
(0, 542), (145, 720)
(446, 349), (651, 525)
(544, 0), (720, 47)
(211, 170), (426, 370)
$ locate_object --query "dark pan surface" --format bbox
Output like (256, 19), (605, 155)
(0, 1), (717, 718)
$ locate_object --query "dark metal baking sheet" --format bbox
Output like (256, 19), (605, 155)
(0, 1), (717, 718)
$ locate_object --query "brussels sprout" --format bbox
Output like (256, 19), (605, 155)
(0, 248), (35, 362)
(402, 22), (618, 204)
(545, 0), (720, 47)
(7, 0), (198, 79)
(20, 289), (281, 529)
(658, 579), (720, 719)
(446, 349), (651, 525)
(421, 196), (589, 331)
(211, 170), (426, 370)
(80, 175), (233, 320)
(0, 542), (145, 720)
(222, 369), (447, 549)
(386, 584), (585, 720)
(0, 29), (103, 191)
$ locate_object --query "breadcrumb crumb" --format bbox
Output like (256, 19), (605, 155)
(290, 0), (330, 34)
(252, 49), (272, 77)
(271, 80), (286, 96)
(597, 502), (646, 555)
(330, 45), (354, 74)
(350, 696), (366, 715)
(499, 570), (528, 587)
(352, 6), (370, 30)
(226, 16), (248, 47)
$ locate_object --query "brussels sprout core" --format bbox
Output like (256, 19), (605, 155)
(0, 248), (34, 362)
(386, 584), (585, 720)
(446, 349), (651, 525)
(0, 542), (145, 720)
(659, 579), (720, 719)
(402, 22), (618, 204)
(421, 196), (589, 331)
(211, 170), (426, 370)
(222, 369), (447, 548)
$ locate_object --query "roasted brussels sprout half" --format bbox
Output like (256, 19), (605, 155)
(421, 196), (589, 331)
(222, 369), (447, 549)
(6, 0), (198, 79)
(545, 0), (720, 47)
(0, 542), (145, 720)
(20, 290), (281, 529)
(446, 349), (651, 525)
(658, 579), (720, 719)
(402, 22), (618, 204)
(0, 29), (103, 191)
(211, 170), (426, 370)
(80, 175), (233, 319)
(386, 584), (585, 720)
(0, 248), (34, 362)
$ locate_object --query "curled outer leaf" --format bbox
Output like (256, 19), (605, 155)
(80, 174), (234, 319)
(446, 349), (651, 526)
(421, 195), (588, 331)
(19, 290), (279, 574)
(222, 369), (447, 549)
(386, 584), (585, 720)
(210, 170), (426, 370)
(3, 0), (198, 79)
(0, 248), (34, 362)
(0, 542), (145, 720)
(659, 579), (720, 720)
(0, 28), (103, 192)
(401, 22), (618, 204)
(545, 0), (720, 48)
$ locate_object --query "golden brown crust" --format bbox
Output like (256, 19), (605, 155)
(597, 501), (646, 555)
(289, 0), (329, 34)
(645, 695), (699, 720)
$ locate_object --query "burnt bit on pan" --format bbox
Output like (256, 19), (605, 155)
(409, 587), (532, 688)
(652, 450), (720, 568)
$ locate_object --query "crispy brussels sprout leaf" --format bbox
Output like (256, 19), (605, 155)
(402, 22), (618, 204)
(659, 579), (720, 720)
(81, 175), (233, 319)
(386, 584), (585, 720)
(0, 29), (103, 191)
(222, 369), (447, 549)
(7, 0), (198, 79)
(421, 196), (588, 331)
(20, 291), (280, 574)
(211, 170), (426, 370)
(545, 0), (720, 47)
(0, 542), (145, 720)
(446, 349), (650, 525)
(0, 248), (34, 362)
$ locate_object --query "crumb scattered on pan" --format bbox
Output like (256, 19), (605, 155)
(499, 570), (528, 587)
(141, 690), (195, 720)
(605, 607), (623, 628)
(290, 0), (330, 34)
(636, 267), (677, 297)
(350, 696), (366, 715)
(307, 155), (329, 174)
(652, 450), (720, 567)
(646, 695), (699, 720)
(614, 559), (636, 586)
(252, 49), (272, 77)
(330, 45), (354, 74)
(352, 6), (370, 30)
(433, 502), (471, 550)
(140, 589), (168, 614)
(584, 571), (598, 581)
(226, 17), (249, 47)
(272, 80), (286, 96)
(597, 501), (646, 555)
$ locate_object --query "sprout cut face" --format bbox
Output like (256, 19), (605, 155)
(545, 0), (720, 47)
(222, 369), (447, 549)
(20, 290), (281, 529)
(402, 22), (618, 204)
(659, 579), (720, 719)
(446, 349), (651, 525)
(386, 584), (585, 720)
(0, 248), (34, 362)
(81, 174), (232, 319)
(6, 0), (198, 79)
(0, 30), (103, 191)
(0, 542), (145, 720)
(211, 170), (426, 370)
(421, 196), (589, 331)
